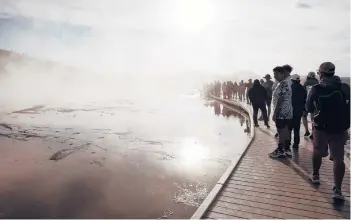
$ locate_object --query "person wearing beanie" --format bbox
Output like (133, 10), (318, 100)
(306, 62), (350, 200)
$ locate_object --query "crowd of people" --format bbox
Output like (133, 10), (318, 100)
(205, 79), (254, 103)
(204, 62), (350, 200)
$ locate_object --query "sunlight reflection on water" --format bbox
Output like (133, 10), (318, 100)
(179, 138), (210, 167)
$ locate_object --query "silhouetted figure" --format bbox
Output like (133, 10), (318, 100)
(246, 79), (254, 104)
(233, 82), (239, 99)
(290, 74), (307, 149)
(227, 81), (233, 99)
(262, 74), (274, 118)
(248, 79), (269, 127)
(215, 81), (221, 97)
(239, 80), (245, 101)
(222, 82), (227, 99)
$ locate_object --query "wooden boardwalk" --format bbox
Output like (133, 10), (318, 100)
(196, 98), (350, 219)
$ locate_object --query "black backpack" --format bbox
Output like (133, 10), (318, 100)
(313, 83), (350, 134)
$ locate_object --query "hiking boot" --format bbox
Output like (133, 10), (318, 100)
(254, 124), (259, 127)
(332, 187), (344, 200)
(269, 148), (285, 158)
(304, 131), (311, 137)
(265, 123), (270, 129)
(274, 133), (279, 139)
(309, 173), (320, 185)
(285, 148), (292, 157)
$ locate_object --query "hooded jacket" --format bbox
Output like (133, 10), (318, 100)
(248, 80), (267, 106)
(303, 77), (319, 92)
(306, 75), (350, 132)
(291, 81), (307, 116)
(306, 76), (342, 113)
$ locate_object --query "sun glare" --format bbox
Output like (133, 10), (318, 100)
(179, 138), (210, 166)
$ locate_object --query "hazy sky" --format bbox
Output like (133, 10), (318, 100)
(0, 0), (349, 77)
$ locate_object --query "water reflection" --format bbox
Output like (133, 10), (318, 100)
(244, 119), (251, 134)
(214, 102), (221, 115)
(205, 101), (250, 135)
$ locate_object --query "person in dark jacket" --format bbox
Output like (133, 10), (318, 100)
(290, 74), (307, 149)
(248, 79), (270, 128)
(302, 71), (319, 138)
(306, 62), (350, 200)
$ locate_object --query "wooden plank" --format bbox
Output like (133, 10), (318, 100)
(230, 172), (350, 193)
(223, 175), (350, 206)
(219, 191), (348, 219)
(225, 180), (347, 201)
(239, 160), (349, 176)
(205, 211), (243, 219)
(229, 177), (349, 196)
(235, 165), (351, 184)
(211, 202), (278, 219)
(214, 200), (305, 219)
(219, 188), (350, 214)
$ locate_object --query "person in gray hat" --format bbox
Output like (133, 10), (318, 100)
(302, 71), (319, 138)
(306, 62), (350, 200)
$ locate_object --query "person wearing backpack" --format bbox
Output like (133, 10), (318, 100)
(306, 62), (350, 200)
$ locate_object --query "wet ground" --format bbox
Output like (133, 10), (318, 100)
(0, 93), (250, 218)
